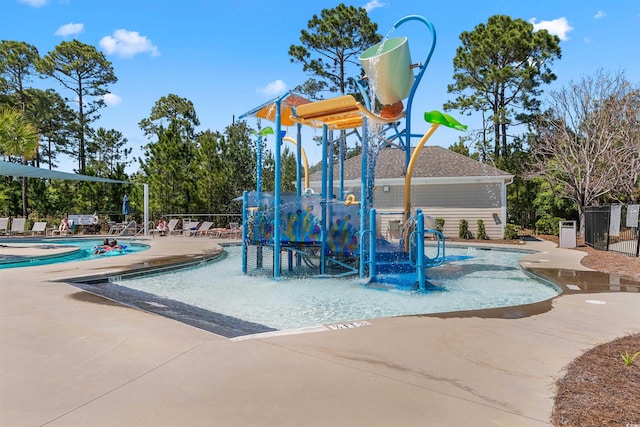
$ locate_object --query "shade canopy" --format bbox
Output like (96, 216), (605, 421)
(239, 93), (311, 127)
(0, 160), (149, 236)
(0, 160), (132, 184)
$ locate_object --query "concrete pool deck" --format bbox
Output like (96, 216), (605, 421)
(1, 236), (638, 426)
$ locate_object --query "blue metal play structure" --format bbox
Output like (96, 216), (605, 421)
(238, 15), (467, 291)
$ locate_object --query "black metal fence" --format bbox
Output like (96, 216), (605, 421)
(584, 205), (640, 257)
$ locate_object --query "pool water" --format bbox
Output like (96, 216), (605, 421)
(116, 245), (560, 331)
(0, 238), (149, 268)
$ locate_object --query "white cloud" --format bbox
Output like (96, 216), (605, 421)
(99, 29), (160, 58)
(258, 80), (287, 97)
(364, 0), (385, 12)
(102, 93), (122, 107)
(529, 17), (573, 41)
(18, 0), (48, 7)
(54, 23), (84, 37)
(594, 10), (607, 19)
(584, 37), (592, 44)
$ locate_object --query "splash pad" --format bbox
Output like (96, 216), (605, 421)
(239, 15), (467, 291)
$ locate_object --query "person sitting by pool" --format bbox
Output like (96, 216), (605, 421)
(59, 217), (70, 232)
(156, 218), (169, 236)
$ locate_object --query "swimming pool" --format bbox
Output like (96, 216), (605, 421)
(115, 245), (560, 332)
(0, 238), (149, 268)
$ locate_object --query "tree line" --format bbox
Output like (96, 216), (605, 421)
(288, 5), (639, 234)
(1, 3), (639, 235)
(0, 40), (297, 224)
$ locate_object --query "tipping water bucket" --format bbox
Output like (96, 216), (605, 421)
(359, 36), (414, 105)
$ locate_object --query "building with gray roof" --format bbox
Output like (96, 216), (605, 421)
(308, 146), (514, 239)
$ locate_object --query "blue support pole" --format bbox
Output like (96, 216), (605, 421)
(256, 134), (263, 193)
(356, 77), (372, 278)
(255, 132), (263, 269)
(416, 209), (425, 291)
(296, 123), (303, 268)
(359, 118), (369, 279)
(339, 131), (345, 201)
(327, 130), (334, 201)
(320, 124), (328, 275)
(296, 123), (302, 197)
(242, 190), (248, 274)
(369, 207), (377, 279)
(273, 96), (285, 279)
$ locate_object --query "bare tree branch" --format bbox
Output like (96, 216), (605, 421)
(528, 69), (640, 234)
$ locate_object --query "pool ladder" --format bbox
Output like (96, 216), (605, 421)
(409, 210), (445, 291)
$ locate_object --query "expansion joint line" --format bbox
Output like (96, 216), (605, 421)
(40, 341), (208, 426)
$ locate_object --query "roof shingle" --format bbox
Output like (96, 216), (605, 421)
(309, 146), (511, 181)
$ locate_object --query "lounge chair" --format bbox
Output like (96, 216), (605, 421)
(190, 221), (213, 237)
(181, 221), (202, 237)
(0, 217), (8, 235)
(30, 221), (47, 236)
(208, 226), (225, 238)
(166, 219), (179, 235)
(108, 221), (126, 235)
(167, 219), (184, 236)
(117, 220), (138, 236)
(218, 222), (241, 239)
(9, 218), (26, 236)
(51, 220), (75, 236)
(152, 218), (178, 237)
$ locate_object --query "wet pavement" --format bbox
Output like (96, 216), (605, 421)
(1, 235), (639, 426)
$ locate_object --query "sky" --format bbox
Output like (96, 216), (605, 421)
(2, 0), (639, 173)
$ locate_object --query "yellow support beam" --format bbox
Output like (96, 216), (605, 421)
(290, 95), (405, 130)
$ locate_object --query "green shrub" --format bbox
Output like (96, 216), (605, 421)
(435, 218), (445, 233)
(476, 219), (488, 240)
(458, 219), (472, 239)
(535, 216), (566, 236)
(504, 224), (520, 240)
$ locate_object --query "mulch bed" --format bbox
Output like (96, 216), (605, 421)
(551, 333), (640, 426)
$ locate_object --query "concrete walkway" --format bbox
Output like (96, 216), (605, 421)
(1, 236), (638, 426)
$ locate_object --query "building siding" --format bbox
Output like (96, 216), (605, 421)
(370, 183), (502, 209)
(375, 207), (505, 240)
(341, 183), (505, 239)
(309, 146), (514, 241)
